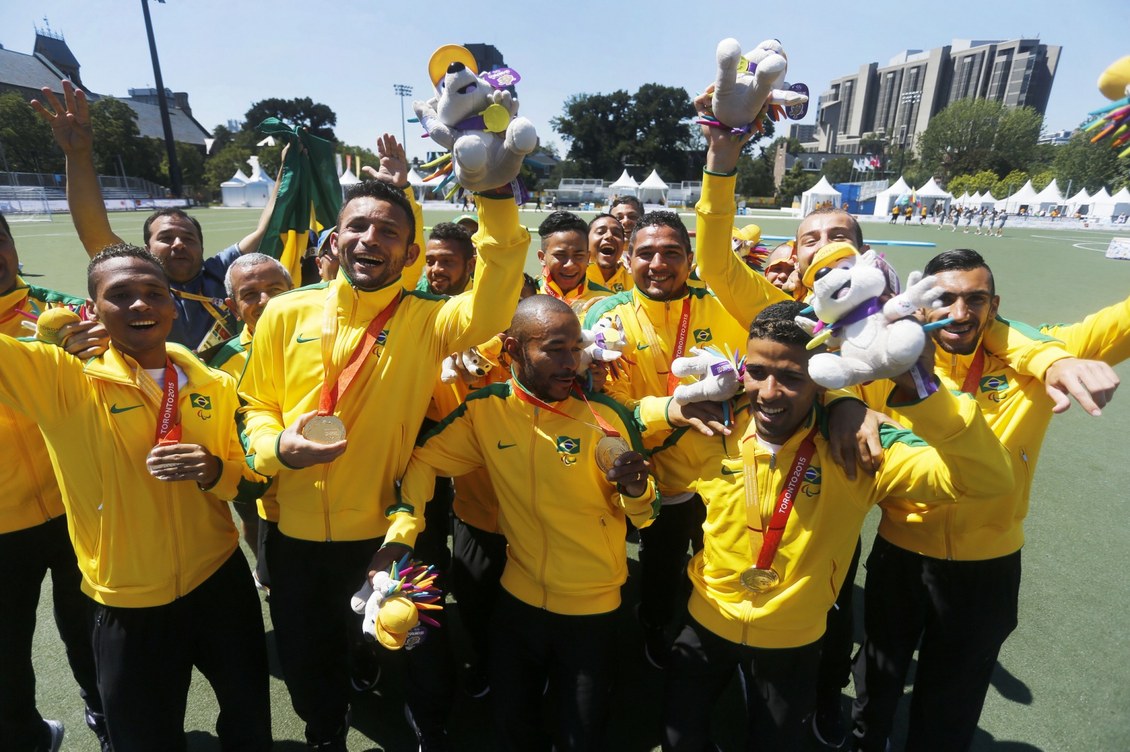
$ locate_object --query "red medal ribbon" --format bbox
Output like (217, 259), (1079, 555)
(155, 358), (182, 446)
(666, 297), (693, 396)
(750, 427), (818, 570)
(317, 293), (401, 416)
(542, 276), (585, 303)
(960, 346), (986, 395)
(510, 379), (621, 438)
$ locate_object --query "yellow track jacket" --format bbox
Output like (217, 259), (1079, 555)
(586, 262), (633, 294)
(0, 338), (257, 607)
(0, 280), (89, 534)
(401, 381), (659, 616)
(653, 388), (1013, 648)
(239, 197), (527, 543)
(871, 304), (1130, 561)
(209, 326), (279, 523)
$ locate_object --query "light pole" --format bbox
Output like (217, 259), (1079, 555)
(393, 84), (413, 153)
(140, 0), (181, 197)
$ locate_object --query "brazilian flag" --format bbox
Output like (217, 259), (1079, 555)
(256, 118), (342, 281)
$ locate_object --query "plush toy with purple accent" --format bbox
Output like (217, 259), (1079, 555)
(701, 39), (809, 135)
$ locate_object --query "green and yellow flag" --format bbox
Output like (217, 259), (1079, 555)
(256, 118), (341, 280)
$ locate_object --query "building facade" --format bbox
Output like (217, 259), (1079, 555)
(814, 39), (1060, 155)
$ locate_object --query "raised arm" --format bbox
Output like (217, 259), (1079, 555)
(362, 133), (426, 290)
(692, 91), (788, 325)
(31, 81), (123, 257)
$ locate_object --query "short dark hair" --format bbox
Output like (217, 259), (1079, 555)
(340, 180), (417, 242)
(142, 208), (203, 247)
(538, 211), (589, 241)
(0, 211), (10, 236)
(588, 213), (624, 232)
(748, 301), (812, 346)
(630, 211), (692, 255)
(756, 300), (812, 323)
(803, 207), (864, 248)
(87, 243), (169, 298)
(924, 249), (995, 295)
(610, 196), (644, 216)
(427, 222), (475, 260)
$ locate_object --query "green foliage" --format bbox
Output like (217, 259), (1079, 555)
(946, 169), (999, 198)
(1030, 170), (1056, 191)
(776, 163), (817, 205)
(243, 97), (337, 141)
(858, 132), (888, 157)
(552, 84), (695, 181)
(991, 170), (1029, 199)
(736, 153), (774, 197)
(1052, 132), (1123, 193)
(0, 93), (62, 173)
(88, 97), (166, 184)
(165, 143), (206, 197)
(917, 98), (1042, 180)
(821, 156), (853, 184)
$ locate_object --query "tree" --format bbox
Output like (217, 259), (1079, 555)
(776, 163), (817, 205)
(88, 97), (164, 183)
(0, 92), (63, 173)
(1053, 132), (1122, 193)
(243, 97), (337, 141)
(992, 169), (1029, 199)
(917, 99), (1042, 181)
(735, 153), (774, 197)
(552, 85), (695, 181)
(821, 157), (853, 184)
(858, 132), (888, 159)
(1030, 170), (1055, 191)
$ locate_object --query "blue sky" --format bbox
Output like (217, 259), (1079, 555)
(2, 1), (1126, 164)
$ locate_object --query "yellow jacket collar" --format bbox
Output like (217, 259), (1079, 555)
(0, 278), (31, 315)
(83, 342), (222, 389)
(633, 286), (690, 315)
(738, 404), (818, 452)
(330, 273), (402, 321)
(540, 275), (585, 302)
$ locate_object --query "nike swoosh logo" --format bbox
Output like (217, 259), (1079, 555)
(110, 404), (142, 414)
(720, 466), (741, 475)
(497, 441), (517, 450)
(295, 334), (319, 343)
(636, 343), (650, 350)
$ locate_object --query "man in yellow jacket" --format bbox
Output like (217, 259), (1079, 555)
(0, 244), (271, 751)
(850, 249), (1123, 752)
(536, 211), (612, 306)
(585, 213), (633, 293)
(401, 294), (657, 750)
(239, 176), (526, 748)
(0, 213), (109, 752)
(654, 303), (1014, 752)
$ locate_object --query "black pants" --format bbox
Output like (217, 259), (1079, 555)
(254, 518), (277, 590)
(663, 617), (822, 751)
(817, 537), (862, 702)
(489, 590), (618, 752)
(92, 550), (271, 752)
(449, 514), (507, 666)
(0, 516), (102, 751)
(638, 497), (705, 629)
(268, 531), (455, 745)
(850, 535), (1021, 752)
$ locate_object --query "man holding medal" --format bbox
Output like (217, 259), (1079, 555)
(238, 141), (527, 749)
(33, 81), (282, 353)
(0, 244), (271, 751)
(653, 302), (1014, 752)
(399, 294), (657, 750)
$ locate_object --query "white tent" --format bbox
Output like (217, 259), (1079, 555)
(220, 169), (250, 207)
(997, 180), (1039, 213)
(241, 156), (276, 208)
(338, 167), (361, 186)
(1033, 180), (1064, 212)
(406, 168), (427, 202)
(1104, 187), (1130, 221)
(1065, 188), (1091, 215)
(1089, 187), (1115, 220)
(970, 191), (996, 208)
(955, 191), (971, 207)
(801, 176), (842, 216)
(607, 169), (639, 197)
(872, 177), (910, 216)
(638, 169), (669, 204)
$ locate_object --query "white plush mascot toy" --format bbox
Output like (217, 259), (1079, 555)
(671, 347), (743, 404)
(705, 39), (809, 134)
(414, 45), (538, 194)
(441, 335), (504, 384)
(798, 243), (944, 390)
(578, 316), (627, 373)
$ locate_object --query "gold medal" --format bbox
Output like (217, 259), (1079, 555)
(594, 435), (632, 474)
(740, 566), (781, 594)
(302, 415), (347, 444)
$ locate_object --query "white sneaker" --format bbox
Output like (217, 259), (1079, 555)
(44, 719), (65, 752)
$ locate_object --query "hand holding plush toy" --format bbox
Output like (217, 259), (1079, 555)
(441, 335), (504, 384)
(578, 316), (627, 373)
(671, 346), (743, 404)
(350, 559), (443, 651)
(705, 39), (809, 134)
(414, 45), (538, 195)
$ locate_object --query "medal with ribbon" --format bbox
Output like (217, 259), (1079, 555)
(738, 426), (818, 594)
(303, 290), (401, 445)
(510, 379), (633, 474)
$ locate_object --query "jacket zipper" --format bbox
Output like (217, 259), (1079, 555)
(531, 407), (549, 609)
(167, 483), (184, 598)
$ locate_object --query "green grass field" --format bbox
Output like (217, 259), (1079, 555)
(12, 207), (1130, 751)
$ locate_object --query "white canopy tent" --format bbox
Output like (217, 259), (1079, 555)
(1109, 187), (1130, 220)
(1033, 180), (1064, 212)
(1065, 188), (1091, 215)
(871, 177), (910, 216)
(916, 178), (952, 211)
(1088, 187), (1114, 220)
(220, 169), (250, 207)
(996, 180), (1039, 213)
(607, 169), (639, 197)
(338, 167), (361, 186)
(240, 156), (275, 208)
(973, 191), (996, 208)
(955, 191), (971, 206)
(406, 168), (428, 202)
(637, 170), (669, 205)
(801, 176), (842, 217)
